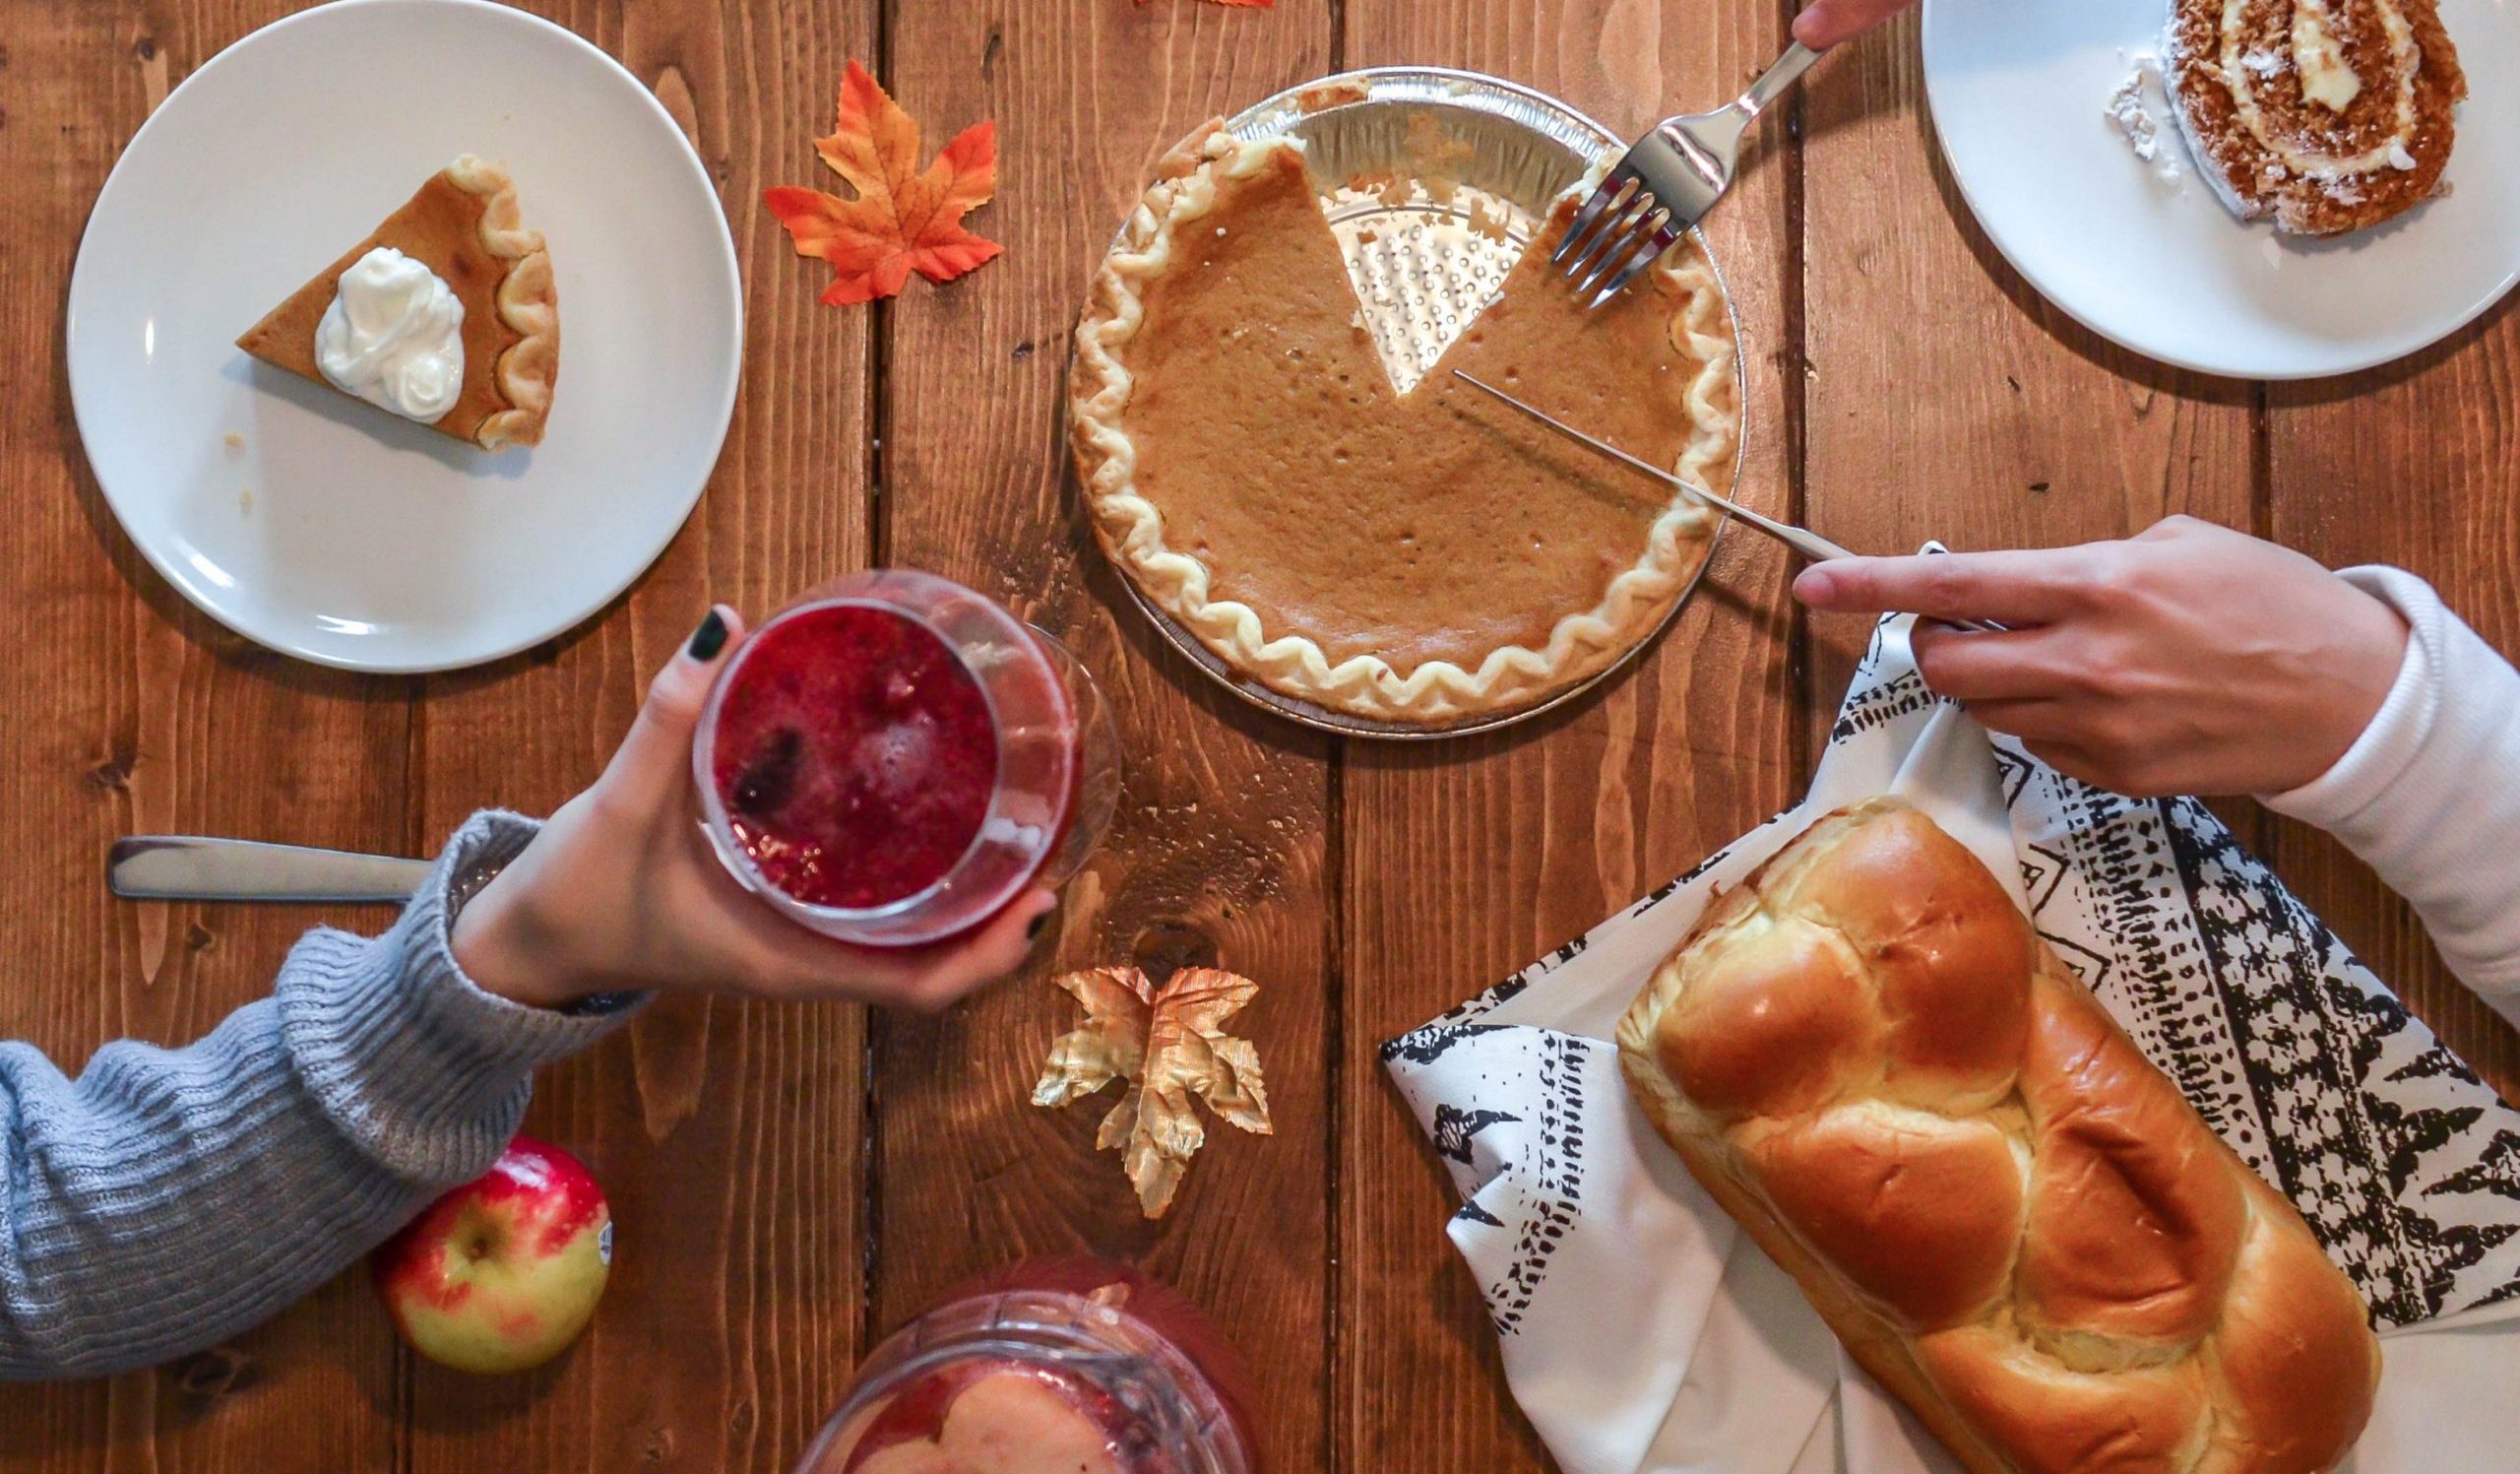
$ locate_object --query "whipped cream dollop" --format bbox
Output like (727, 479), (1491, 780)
(314, 247), (466, 423)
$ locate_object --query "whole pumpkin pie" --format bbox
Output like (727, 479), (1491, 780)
(1070, 124), (1739, 725)
(238, 156), (557, 450)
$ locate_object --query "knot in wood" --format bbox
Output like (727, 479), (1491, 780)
(1130, 920), (1219, 984)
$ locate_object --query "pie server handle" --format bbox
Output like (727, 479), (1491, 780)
(108, 837), (430, 904)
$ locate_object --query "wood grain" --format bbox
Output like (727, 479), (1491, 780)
(1335, 3), (1797, 1467)
(2266, 313), (2520, 1101)
(870, 4), (1338, 1469)
(1798, 13), (2255, 751)
(396, 2), (882, 1471)
(0, 3), (410, 1470)
(3, 1), (2517, 1471)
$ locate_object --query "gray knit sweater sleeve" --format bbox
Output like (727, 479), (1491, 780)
(0, 810), (638, 1380)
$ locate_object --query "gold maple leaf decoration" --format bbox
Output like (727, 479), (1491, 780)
(1033, 966), (1272, 1218)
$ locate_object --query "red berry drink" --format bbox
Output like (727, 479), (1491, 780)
(795, 1260), (1257, 1474)
(695, 571), (1118, 947)
(709, 604), (997, 910)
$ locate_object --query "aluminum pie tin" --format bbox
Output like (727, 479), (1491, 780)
(1093, 66), (1747, 741)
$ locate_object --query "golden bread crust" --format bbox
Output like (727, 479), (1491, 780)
(1615, 798), (2380, 1474)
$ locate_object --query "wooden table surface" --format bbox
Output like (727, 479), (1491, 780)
(2, 0), (2512, 1468)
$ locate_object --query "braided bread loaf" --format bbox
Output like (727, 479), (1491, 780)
(1615, 798), (2379, 1474)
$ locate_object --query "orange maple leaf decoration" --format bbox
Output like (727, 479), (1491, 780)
(764, 60), (1002, 306)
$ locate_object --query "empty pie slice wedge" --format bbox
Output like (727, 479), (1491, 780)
(237, 155), (558, 450)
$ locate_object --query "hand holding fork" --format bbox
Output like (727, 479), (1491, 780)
(1555, 0), (1921, 306)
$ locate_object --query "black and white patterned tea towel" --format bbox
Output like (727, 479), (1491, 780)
(1382, 609), (2520, 1474)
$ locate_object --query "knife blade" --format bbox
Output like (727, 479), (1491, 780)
(1451, 369), (2005, 634)
(108, 837), (430, 904)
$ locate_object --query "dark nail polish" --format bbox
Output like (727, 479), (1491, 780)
(686, 609), (728, 662)
(1027, 911), (1051, 941)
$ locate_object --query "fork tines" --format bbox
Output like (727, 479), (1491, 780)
(1550, 171), (1678, 311)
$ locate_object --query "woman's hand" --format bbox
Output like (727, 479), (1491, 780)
(451, 608), (1056, 1012)
(1793, 517), (2410, 798)
(1793, 0), (1919, 48)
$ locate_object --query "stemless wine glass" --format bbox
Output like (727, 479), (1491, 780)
(692, 569), (1120, 947)
(793, 1259), (1256, 1474)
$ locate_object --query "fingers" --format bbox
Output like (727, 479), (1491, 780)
(1793, 547), (2102, 625)
(847, 886), (1053, 1012)
(2012, 737), (2175, 799)
(893, 891), (1061, 1012)
(1950, 696), (2085, 746)
(1910, 622), (2073, 703)
(602, 606), (748, 808)
(1952, 703), (2159, 793)
(2132, 513), (2212, 545)
(2013, 737), (2112, 791)
(1792, 0), (1915, 47)
(735, 887), (1057, 1012)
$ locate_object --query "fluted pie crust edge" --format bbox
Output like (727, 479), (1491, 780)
(442, 156), (559, 451)
(1068, 125), (1741, 725)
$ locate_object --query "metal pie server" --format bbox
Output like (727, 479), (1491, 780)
(1450, 371), (2005, 634)
(108, 837), (428, 904)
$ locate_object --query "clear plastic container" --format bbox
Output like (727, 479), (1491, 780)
(796, 1260), (1257, 1474)
(692, 570), (1120, 947)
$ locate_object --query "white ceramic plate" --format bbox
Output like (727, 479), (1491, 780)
(67, 0), (742, 672)
(1922, 0), (2519, 379)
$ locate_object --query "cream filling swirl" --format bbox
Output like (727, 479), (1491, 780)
(2218, 0), (2421, 177)
(2293, 0), (2364, 110)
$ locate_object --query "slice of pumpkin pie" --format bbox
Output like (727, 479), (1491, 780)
(1070, 124), (1739, 726)
(238, 155), (557, 450)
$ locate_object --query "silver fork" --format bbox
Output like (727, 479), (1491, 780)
(1554, 41), (1826, 307)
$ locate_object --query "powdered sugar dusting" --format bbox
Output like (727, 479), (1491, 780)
(2108, 74), (2160, 160)
(2107, 49), (2186, 185)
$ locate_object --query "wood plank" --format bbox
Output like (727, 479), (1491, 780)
(0, 2), (410, 1470)
(1798, 16), (2256, 751)
(872, 4), (1338, 1471)
(2266, 313), (2520, 1101)
(15, 7), (2504, 1474)
(401, 1), (881, 1471)
(1336, 2), (1798, 1467)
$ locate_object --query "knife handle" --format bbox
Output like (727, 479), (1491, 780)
(108, 837), (432, 904)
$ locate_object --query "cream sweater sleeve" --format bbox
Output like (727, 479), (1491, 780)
(2263, 567), (2520, 1016)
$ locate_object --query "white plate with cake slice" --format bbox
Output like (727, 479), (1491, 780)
(66, 0), (742, 672)
(1922, 0), (2517, 379)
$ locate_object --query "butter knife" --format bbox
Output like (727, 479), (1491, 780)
(108, 837), (428, 904)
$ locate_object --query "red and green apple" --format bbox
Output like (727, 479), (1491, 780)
(372, 1134), (611, 1375)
